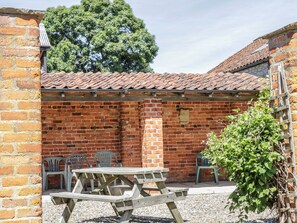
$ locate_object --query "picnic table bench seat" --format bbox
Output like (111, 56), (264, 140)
(51, 192), (131, 205)
(109, 185), (188, 194)
(51, 187), (188, 205)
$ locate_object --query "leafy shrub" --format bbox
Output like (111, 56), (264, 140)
(203, 89), (283, 220)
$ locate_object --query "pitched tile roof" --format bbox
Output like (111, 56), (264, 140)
(208, 38), (269, 73)
(41, 72), (266, 92)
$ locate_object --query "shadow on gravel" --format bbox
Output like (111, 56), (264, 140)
(226, 218), (278, 223)
(82, 215), (181, 223)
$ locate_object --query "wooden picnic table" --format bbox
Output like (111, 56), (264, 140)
(50, 167), (188, 223)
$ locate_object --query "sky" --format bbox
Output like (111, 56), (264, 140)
(1, 0), (297, 73)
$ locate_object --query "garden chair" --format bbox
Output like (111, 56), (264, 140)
(94, 151), (122, 187)
(42, 156), (66, 191)
(195, 152), (219, 184)
(94, 151), (122, 167)
(65, 154), (94, 192)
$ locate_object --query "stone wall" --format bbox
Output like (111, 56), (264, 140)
(0, 8), (42, 223)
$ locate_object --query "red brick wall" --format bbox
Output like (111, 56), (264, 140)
(163, 101), (248, 182)
(42, 102), (122, 187)
(0, 10), (42, 222)
(120, 102), (142, 167)
(42, 102), (121, 159)
(42, 100), (249, 185)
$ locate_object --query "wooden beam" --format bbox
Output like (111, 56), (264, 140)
(42, 92), (256, 102)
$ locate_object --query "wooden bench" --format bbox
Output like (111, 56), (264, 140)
(108, 184), (189, 196)
(51, 189), (188, 213)
(51, 187), (188, 208)
(51, 192), (131, 205)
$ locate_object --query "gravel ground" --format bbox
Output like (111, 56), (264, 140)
(42, 193), (278, 223)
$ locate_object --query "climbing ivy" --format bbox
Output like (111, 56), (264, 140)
(203, 89), (283, 221)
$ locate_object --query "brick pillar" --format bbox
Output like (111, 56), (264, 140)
(140, 99), (164, 168)
(263, 23), (297, 148)
(120, 102), (142, 167)
(0, 8), (42, 222)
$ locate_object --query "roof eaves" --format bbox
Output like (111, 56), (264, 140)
(41, 88), (261, 94)
(0, 7), (44, 20)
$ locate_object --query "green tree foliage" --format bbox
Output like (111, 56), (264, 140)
(203, 89), (283, 221)
(43, 0), (158, 73)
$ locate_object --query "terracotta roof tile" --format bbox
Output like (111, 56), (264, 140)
(208, 38), (269, 73)
(41, 72), (267, 92)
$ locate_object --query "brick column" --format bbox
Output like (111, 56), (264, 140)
(140, 99), (164, 168)
(263, 23), (297, 147)
(0, 8), (42, 222)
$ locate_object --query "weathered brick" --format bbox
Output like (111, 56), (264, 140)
(28, 111), (41, 121)
(0, 188), (14, 198)
(0, 102), (14, 110)
(29, 175), (41, 184)
(274, 53), (286, 63)
(30, 154), (42, 163)
(1, 112), (27, 120)
(0, 80), (14, 89)
(3, 133), (41, 143)
(0, 145), (14, 153)
(18, 101), (41, 110)
(17, 144), (41, 153)
(27, 28), (39, 37)
(16, 59), (40, 68)
(0, 15), (10, 25)
(2, 69), (27, 78)
(0, 167), (13, 175)
(17, 165), (40, 174)
(2, 198), (27, 208)
(0, 27), (26, 35)
(0, 36), (14, 46)
(29, 196), (41, 206)
(0, 59), (13, 68)
(18, 186), (41, 196)
(30, 219), (42, 223)
(0, 155), (30, 165)
(0, 123), (14, 131)
(0, 209), (15, 219)
(15, 17), (39, 26)
(2, 91), (30, 100)
(3, 69), (40, 79)
(16, 122), (41, 131)
(16, 38), (39, 47)
(17, 80), (40, 90)
(2, 176), (29, 187)
(2, 48), (40, 57)
(2, 220), (29, 223)
(16, 207), (41, 218)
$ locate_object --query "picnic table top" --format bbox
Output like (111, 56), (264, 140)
(72, 167), (169, 175)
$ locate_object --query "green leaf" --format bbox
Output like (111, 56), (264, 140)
(43, 0), (158, 73)
(203, 88), (282, 220)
